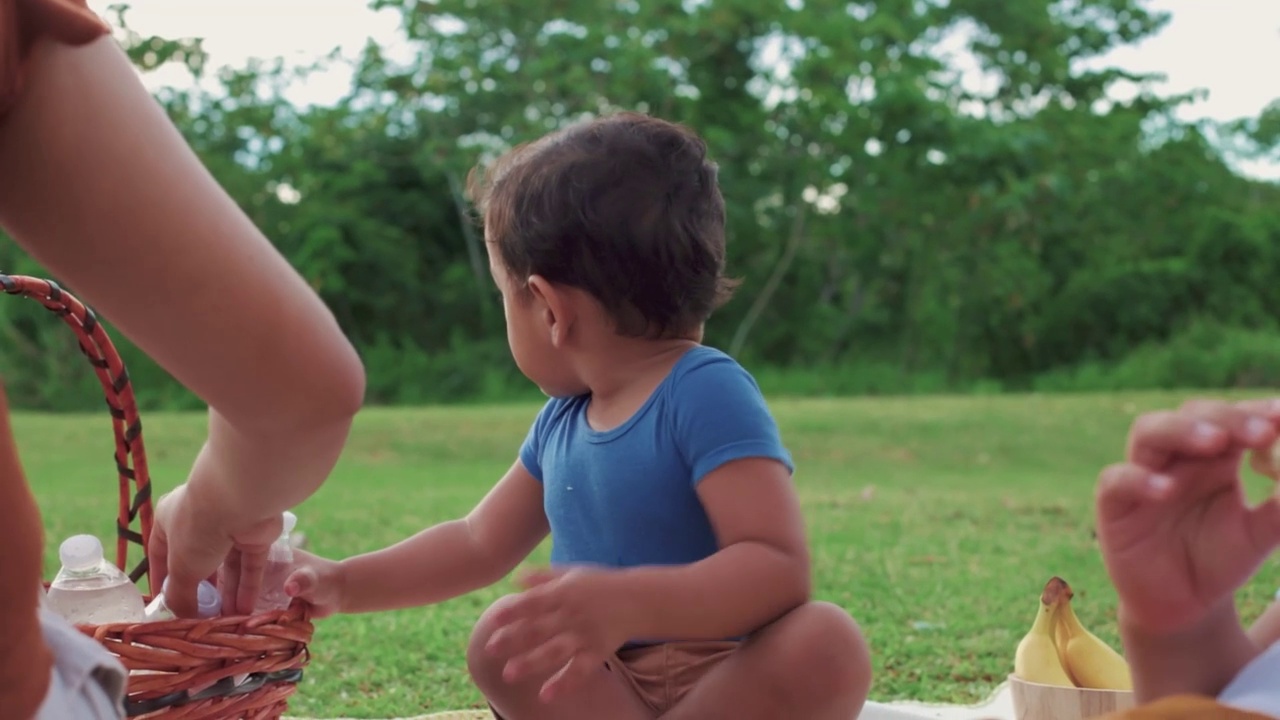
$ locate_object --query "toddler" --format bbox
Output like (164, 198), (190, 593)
(286, 112), (871, 720)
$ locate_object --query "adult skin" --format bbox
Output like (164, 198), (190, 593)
(0, 32), (366, 619)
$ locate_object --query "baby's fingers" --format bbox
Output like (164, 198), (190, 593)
(284, 566), (318, 600)
(1096, 462), (1173, 524)
(539, 654), (597, 704)
(505, 632), (577, 683)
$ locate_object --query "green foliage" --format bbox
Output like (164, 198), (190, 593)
(2, 0), (1279, 409)
(1036, 322), (1280, 392)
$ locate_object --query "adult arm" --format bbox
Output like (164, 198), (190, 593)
(0, 35), (365, 611)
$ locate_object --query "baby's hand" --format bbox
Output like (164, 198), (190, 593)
(484, 566), (629, 703)
(1096, 398), (1280, 637)
(282, 550), (346, 619)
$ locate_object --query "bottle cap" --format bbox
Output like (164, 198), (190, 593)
(281, 510), (298, 538)
(196, 580), (222, 618)
(157, 578), (222, 618)
(59, 534), (104, 571)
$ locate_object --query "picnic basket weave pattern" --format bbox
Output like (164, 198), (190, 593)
(5, 273), (314, 719)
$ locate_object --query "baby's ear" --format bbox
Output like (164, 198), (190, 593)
(527, 275), (576, 346)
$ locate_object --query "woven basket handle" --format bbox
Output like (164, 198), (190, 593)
(1, 274), (153, 586)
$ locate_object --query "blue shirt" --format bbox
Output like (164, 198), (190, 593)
(520, 345), (794, 569)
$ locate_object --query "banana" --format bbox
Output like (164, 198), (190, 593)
(1052, 577), (1133, 691)
(1013, 578), (1075, 686)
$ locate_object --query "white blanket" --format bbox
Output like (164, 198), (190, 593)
(284, 683), (1017, 720)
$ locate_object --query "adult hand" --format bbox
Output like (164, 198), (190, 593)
(1096, 398), (1280, 637)
(148, 481), (280, 616)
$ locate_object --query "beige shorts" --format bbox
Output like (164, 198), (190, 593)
(489, 640), (739, 717)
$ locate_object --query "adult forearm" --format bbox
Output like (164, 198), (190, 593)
(0, 36), (367, 441)
(613, 542), (810, 641)
(1120, 600), (1259, 702)
(338, 519), (515, 614)
(184, 408), (355, 528)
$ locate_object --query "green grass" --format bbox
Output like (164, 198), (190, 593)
(18, 391), (1280, 718)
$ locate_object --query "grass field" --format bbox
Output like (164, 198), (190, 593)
(18, 391), (1280, 718)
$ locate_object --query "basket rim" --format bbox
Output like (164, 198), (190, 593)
(3, 272), (156, 587)
(10, 272), (316, 718)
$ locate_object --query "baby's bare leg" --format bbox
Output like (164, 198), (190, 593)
(467, 595), (654, 720)
(662, 601), (871, 720)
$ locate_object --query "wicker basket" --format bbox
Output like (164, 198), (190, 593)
(5, 274), (315, 719)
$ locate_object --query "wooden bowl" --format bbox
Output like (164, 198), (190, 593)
(1009, 674), (1135, 720)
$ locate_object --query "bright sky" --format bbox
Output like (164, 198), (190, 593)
(88, 0), (1280, 179)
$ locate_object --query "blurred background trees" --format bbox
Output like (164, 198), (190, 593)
(5, 0), (1279, 409)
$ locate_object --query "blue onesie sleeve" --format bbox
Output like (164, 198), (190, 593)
(519, 398), (558, 482)
(669, 352), (795, 485)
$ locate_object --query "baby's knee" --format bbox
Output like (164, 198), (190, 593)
(466, 594), (521, 691)
(773, 601), (872, 705)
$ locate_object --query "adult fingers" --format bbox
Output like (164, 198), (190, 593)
(1096, 461), (1174, 525)
(147, 518), (171, 599)
(233, 546), (269, 616)
(1234, 398), (1280, 419)
(1245, 495), (1280, 557)
(1178, 398), (1277, 449)
(164, 543), (224, 617)
(1124, 400), (1272, 470)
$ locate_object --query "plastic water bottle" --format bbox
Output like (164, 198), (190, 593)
(144, 578), (222, 621)
(253, 510), (298, 613)
(46, 534), (145, 625)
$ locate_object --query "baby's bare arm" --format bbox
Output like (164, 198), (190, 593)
(612, 457), (811, 641)
(336, 461), (550, 613)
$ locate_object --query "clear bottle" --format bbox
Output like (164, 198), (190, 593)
(144, 577), (222, 621)
(46, 534), (146, 625)
(254, 510), (298, 613)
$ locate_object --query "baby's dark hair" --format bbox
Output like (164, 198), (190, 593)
(467, 112), (737, 339)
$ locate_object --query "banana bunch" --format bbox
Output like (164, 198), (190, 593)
(1013, 576), (1132, 691)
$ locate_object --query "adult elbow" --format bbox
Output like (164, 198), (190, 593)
(240, 336), (367, 433)
(319, 343), (367, 422)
